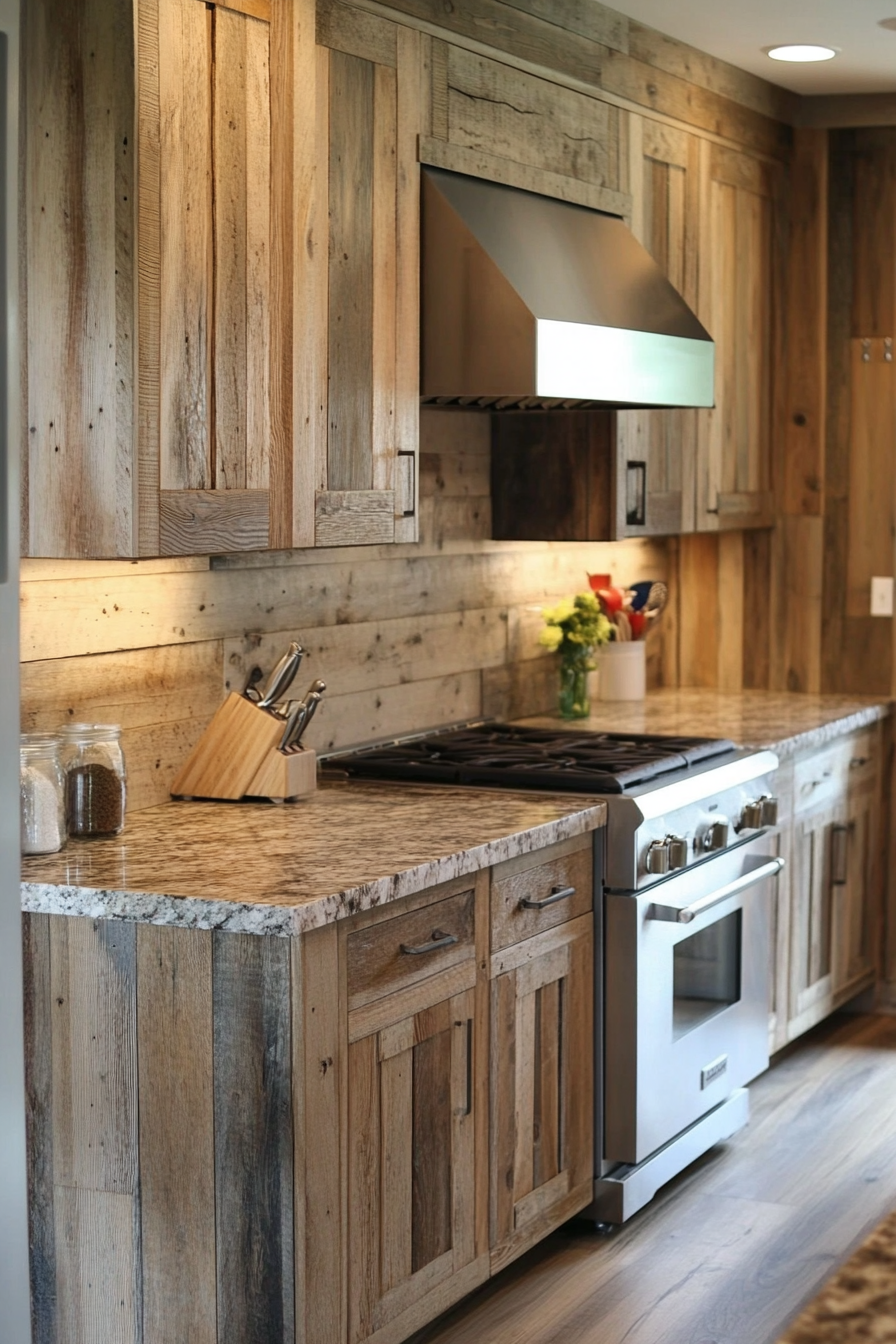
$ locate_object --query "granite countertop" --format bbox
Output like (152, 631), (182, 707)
(20, 780), (606, 937)
(777, 1209), (896, 1342)
(517, 689), (891, 760)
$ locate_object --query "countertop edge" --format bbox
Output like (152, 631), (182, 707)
(746, 703), (892, 760)
(21, 803), (606, 936)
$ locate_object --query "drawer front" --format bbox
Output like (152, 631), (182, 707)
(793, 731), (878, 815)
(793, 742), (849, 815)
(347, 887), (475, 1012)
(491, 841), (593, 954)
(845, 730), (878, 789)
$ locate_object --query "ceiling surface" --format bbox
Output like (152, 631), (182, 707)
(605, 0), (896, 95)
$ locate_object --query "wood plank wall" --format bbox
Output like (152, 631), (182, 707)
(23, 0), (896, 821)
(822, 129), (896, 699)
(20, 410), (670, 812)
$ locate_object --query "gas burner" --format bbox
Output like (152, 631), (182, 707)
(327, 724), (736, 794)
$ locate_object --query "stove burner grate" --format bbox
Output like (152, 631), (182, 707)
(327, 725), (736, 794)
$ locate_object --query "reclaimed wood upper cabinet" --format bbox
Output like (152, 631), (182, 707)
(148, 0), (280, 555)
(615, 117), (700, 538)
(696, 142), (780, 532)
(24, 0), (285, 557)
(23, 0), (425, 558)
(312, 0), (425, 546)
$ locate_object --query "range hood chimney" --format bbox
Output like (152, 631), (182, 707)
(421, 166), (714, 411)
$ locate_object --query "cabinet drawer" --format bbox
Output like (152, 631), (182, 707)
(793, 743), (849, 815)
(346, 888), (475, 1013)
(793, 732), (878, 815)
(491, 841), (593, 954)
(845, 731), (878, 788)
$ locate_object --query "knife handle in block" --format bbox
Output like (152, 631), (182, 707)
(246, 747), (317, 802)
(170, 693), (285, 801)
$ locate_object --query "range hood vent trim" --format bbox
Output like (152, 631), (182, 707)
(421, 166), (715, 411)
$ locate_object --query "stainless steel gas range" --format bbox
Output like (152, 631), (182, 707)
(324, 723), (782, 1226)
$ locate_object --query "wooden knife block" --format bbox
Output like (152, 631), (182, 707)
(170, 693), (317, 802)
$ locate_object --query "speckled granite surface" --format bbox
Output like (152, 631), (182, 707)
(21, 781), (605, 936)
(517, 689), (891, 760)
(777, 1210), (896, 1342)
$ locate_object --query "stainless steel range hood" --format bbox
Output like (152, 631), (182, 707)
(421, 167), (714, 410)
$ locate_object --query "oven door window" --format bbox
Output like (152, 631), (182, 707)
(672, 909), (742, 1040)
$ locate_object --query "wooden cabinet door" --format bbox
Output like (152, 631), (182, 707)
(696, 141), (778, 531)
(344, 883), (489, 1344)
(615, 117), (700, 537)
(24, 0), (138, 557)
(489, 915), (593, 1273)
(140, 0), (283, 556)
(313, 2), (425, 546)
(788, 801), (842, 1040)
(833, 768), (878, 998)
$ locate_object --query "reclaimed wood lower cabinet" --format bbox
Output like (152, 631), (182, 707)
(488, 841), (594, 1274)
(770, 727), (882, 1052)
(339, 876), (491, 1344)
(23, 832), (595, 1344)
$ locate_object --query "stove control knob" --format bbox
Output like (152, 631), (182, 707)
(760, 795), (779, 826)
(667, 836), (689, 870)
(740, 800), (764, 830)
(704, 820), (730, 852)
(645, 839), (670, 875)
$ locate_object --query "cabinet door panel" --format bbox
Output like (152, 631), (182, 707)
(158, 0), (213, 493)
(788, 802), (840, 1039)
(214, 6), (271, 491)
(315, 9), (425, 547)
(24, 0), (136, 557)
(834, 771), (878, 997)
(327, 49), (377, 493)
(154, 0), (274, 553)
(697, 142), (777, 530)
(347, 984), (484, 1344)
(490, 916), (593, 1273)
(615, 116), (699, 537)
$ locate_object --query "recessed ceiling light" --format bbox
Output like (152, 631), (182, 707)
(764, 44), (839, 62)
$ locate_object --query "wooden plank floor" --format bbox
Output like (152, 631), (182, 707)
(411, 1013), (896, 1344)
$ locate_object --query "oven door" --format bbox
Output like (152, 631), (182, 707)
(604, 833), (782, 1166)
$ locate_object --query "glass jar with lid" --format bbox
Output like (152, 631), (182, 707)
(60, 724), (127, 838)
(20, 732), (67, 855)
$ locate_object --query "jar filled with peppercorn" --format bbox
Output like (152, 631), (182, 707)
(60, 724), (127, 838)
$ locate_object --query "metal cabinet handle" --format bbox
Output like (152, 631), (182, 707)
(520, 884), (576, 910)
(400, 930), (459, 955)
(648, 857), (785, 925)
(831, 823), (849, 886)
(850, 756), (869, 769)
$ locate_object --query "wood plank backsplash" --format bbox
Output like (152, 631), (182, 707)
(20, 410), (670, 812)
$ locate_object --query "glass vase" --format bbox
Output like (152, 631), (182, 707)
(558, 658), (591, 719)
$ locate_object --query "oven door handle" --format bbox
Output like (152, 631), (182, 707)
(647, 856), (785, 925)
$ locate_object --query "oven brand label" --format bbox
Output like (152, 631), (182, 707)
(701, 1054), (729, 1089)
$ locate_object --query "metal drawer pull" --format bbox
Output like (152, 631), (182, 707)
(400, 929), (459, 956)
(648, 857), (785, 925)
(520, 884), (576, 910)
(850, 756), (869, 769)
